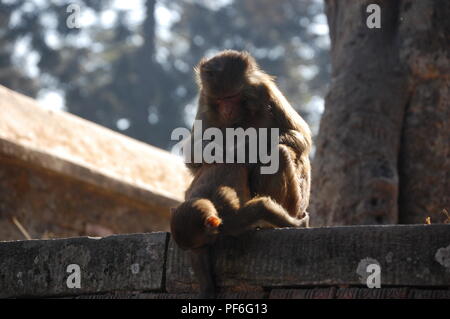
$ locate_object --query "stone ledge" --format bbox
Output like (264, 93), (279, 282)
(166, 224), (450, 292)
(0, 232), (168, 298)
(1, 225), (449, 298)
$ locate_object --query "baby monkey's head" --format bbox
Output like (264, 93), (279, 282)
(170, 198), (222, 250)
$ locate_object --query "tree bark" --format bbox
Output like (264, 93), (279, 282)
(311, 0), (449, 226)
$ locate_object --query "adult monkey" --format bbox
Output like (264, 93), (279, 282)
(189, 50), (311, 218)
(175, 50), (311, 298)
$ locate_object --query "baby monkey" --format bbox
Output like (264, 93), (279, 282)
(170, 149), (309, 298)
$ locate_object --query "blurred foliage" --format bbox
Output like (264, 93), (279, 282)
(0, 0), (329, 150)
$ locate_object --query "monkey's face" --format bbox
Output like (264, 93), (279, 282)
(197, 50), (256, 124)
(170, 199), (222, 250)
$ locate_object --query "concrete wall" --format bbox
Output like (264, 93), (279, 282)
(0, 85), (192, 240)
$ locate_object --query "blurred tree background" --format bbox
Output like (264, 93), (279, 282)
(0, 0), (330, 150)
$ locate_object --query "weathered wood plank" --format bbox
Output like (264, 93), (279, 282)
(0, 233), (168, 298)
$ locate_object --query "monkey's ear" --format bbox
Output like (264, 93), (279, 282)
(205, 216), (222, 228)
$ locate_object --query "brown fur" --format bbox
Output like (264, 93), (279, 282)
(170, 163), (308, 298)
(171, 50), (312, 298)
(171, 163), (308, 250)
(189, 50), (312, 219)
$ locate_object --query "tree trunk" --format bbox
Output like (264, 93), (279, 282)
(311, 0), (449, 226)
